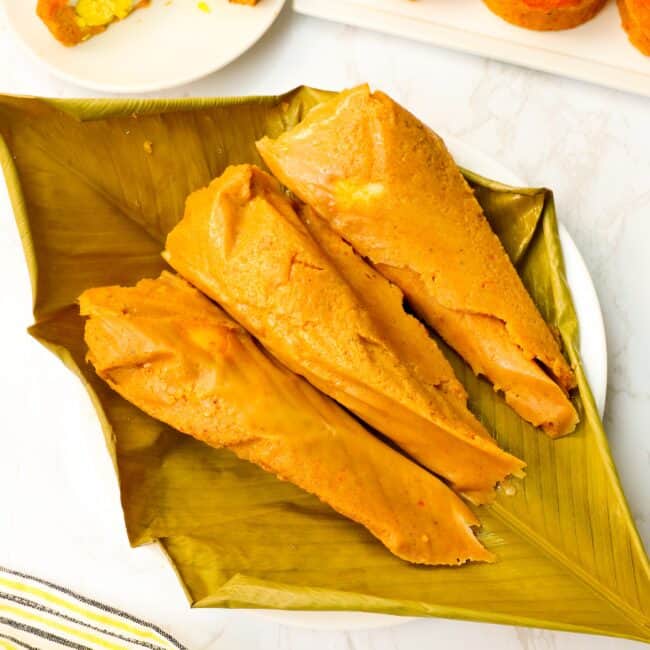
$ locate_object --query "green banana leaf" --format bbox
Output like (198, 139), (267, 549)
(1, 88), (648, 643)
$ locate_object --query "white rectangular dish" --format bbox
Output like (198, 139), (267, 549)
(293, 0), (650, 98)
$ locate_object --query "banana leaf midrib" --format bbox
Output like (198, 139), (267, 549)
(0, 136), (38, 312)
(195, 573), (647, 641)
(40, 93), (306, 121)
(489, 501), (649, 636)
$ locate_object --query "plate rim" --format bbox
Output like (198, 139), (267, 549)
(1, 0), (287, 93)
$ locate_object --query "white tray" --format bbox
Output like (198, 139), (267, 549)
(293, 0), (650, 98)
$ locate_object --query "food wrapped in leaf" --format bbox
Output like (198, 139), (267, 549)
(1, 89), (646, 640)
(79, 272), (493, 566)
(257, 85), (579, 438)
(163, 164), (525, 503)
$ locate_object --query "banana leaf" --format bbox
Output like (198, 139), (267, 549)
(1, 89), (648, 643)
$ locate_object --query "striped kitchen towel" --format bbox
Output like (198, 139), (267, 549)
(0, 567), (186, 650)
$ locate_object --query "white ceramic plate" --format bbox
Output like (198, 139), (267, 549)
(2, 0), (285, 93)
(254, 135), (608, 631)
(294, 0), (650, 99)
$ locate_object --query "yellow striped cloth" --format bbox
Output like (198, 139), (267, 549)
(0, 567), (185, 650)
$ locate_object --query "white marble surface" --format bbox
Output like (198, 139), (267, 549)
(0, 5), (649, 649)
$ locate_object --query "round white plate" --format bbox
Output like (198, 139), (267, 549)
(2, 0), (286, 93)
(254, 135), (608, 631)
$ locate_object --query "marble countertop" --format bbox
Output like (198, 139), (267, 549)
(0, 5), (648, 649)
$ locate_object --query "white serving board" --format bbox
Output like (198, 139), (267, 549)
(293, 0), (650, 98)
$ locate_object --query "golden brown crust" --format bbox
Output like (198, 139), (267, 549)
(618, 0), (650, 54)
(482, 0), (607, 30)
(299, 204), (469, 408)
(257, 85), (578, 437)
(37, 0), (97, 46)
(377, 263), (579, 438)
(164, 165), (525, 502)
(80, 272), (493, 565)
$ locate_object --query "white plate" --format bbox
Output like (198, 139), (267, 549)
(1, 0), (286, 93)
(294, 0), (650, 99)
(255, 134), (608, 631)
